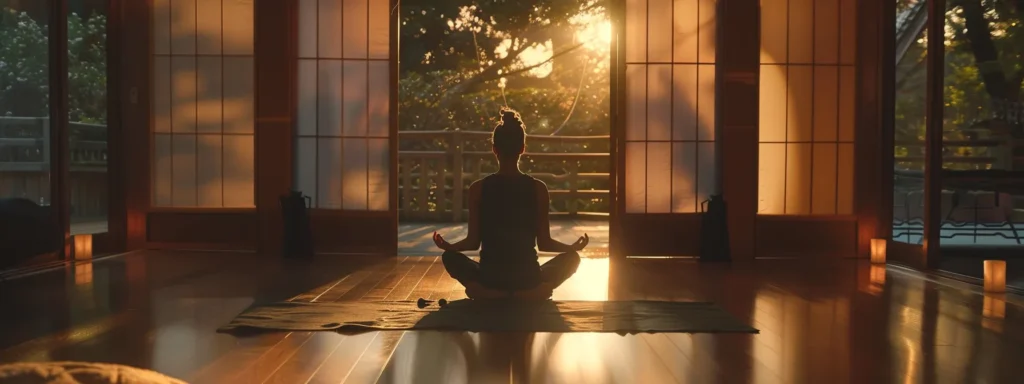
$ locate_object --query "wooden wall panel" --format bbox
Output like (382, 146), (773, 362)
(146, 211), (257, 247)
(121, 0), (150, 250)
(718, 0), (759, 260)
(255, 0), (295, 255)
(854, 0), (887, 260)
(756, 217), (858, 258)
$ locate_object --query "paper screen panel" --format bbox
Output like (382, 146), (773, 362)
(295, 137), (319, 206)
(222, 0), (254, 55)
(342, 139), (369, 210)
(223, 135), (255, 207)
(196, 57), (223, 134)
(196, 0), (222, 55)
(171, 135), (197, 207)
(672, 142), (697, 213)
(197, 135), (223, 207)
(646, 143), (672, 213)
(368, 139), (390, 211)
(625, 143), (647, 213)
(343, 0), (369, 59)
(318, 0), (343, 59)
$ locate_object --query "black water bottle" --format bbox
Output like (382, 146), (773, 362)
(699, 195), (731, 262)
(280, 191), (313, 260)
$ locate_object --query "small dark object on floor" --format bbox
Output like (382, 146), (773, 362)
(416, 298), (431, 308)
(438, 299), (448, 307)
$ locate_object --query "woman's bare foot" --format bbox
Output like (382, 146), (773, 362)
(465, 283), (507, 300)
(512, 284), (554, 301)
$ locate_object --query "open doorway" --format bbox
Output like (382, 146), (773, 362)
(394, 1), (613, 256)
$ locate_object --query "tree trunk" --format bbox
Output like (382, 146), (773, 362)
(959, 0), (1009, 99)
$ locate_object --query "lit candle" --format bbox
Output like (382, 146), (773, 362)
(870, 238), (887, 264)
(984, 260), (1006, 293)
(73, 234), (93, 260)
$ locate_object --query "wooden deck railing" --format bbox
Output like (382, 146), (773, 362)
(398, 130), (610, 221)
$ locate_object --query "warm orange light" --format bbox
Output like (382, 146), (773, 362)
(983, 295), (1005, 319)
(73, 234), (93, 260)
(870, 238), (887, 264)
(74, 263), (93, 285)
(984, 260), (1006, 293)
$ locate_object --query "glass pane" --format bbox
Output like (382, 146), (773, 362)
(672, 142), (697, 213)
(648, 0), (672, 63)
(625, 142), (647, 213)
(367, 0), (389, 59)
(647, 142), (672, 213)
(938, 1), (1023, 248)
(626, 0), (647, 62)
(197, 135), (223, 207)
(892, 0), (926, 244)
(672, 64), (697, 141)
(318, 0), (343, 59)
(295, 137), (318, 206)
(626, 65), (647, 141)
(342, 138), (368, 210)
(66, 1), (109, 234)
(318, 61), (344, 137)
(343, 60), (368, 137)
(673, 0), (697, 63)
(647, 65), (671, 141)
(811, 143), (838, 214)
(317, 138), (342, 208)
(368, 138), (389, 211)
(342, 0), (368, 59)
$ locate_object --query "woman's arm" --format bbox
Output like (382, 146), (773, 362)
(534, 181), (577, 253)
(446, 181), (482, 252)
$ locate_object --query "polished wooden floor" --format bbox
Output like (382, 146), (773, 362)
(1, 242), (1022, 383)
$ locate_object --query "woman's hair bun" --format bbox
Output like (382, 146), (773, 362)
(500, 109), (522, 128)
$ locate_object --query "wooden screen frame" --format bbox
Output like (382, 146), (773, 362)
(288, 0), (400, 256)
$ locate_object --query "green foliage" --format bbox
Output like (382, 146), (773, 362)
(0, 8), (107, 123)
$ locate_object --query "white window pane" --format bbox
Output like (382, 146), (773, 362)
(295, 137), (319, 207)
(786, 66), (813, 142)
(785, 143), (811, 214)
(672, 64), (697, 141)
(154, 57), (171, 133)
(367, 61), (389, 138)
(760, 0), (787, 63)
(647, 143), (672, 213)
(223, 135), (255, 207)
(813, 66), (838, 142)
(197, 134), (223, 207)
(171, 57), (197, 133)
(648, 0), (673, 63)
(626, 0), (647, 63)
(673, 0), (697, 63)
(319, 0), (343, 58)
(368, 0), (390, 59)
(647, 65), (671, 141)
(697, 64), (715, 141)
(672, 142), (697, 213)
(343, 0), (369, 59)
(626, 65), (647, 141)
(154, 134), (173, 206)
(837, 143), (854, 214)
(343, 139), (369, 210)
(298, 0), (319, 58)
(196, 57), (223, 134)
(172, 134), (197, 207)
(196, 0), (222, 55)
(758, 65), (787, 142)
(170, 0), (197, 55)
(625, 142), (647, 213)
(788, 0), (813, 64)
(297, 60), (319, 136)
(811, 143), (837, 214)
(697, 0), (716, 63)
(223, 57), (254, 134)
(814, 0), (839, 64)
(840, 0), (857, 65)
(343, 61), (369, 137)
(153, 0), (171, 55)
(838, 66), (855, 142)
(222, 0), (254, 55)
(368, 138), (389, 211)
(697, 141), (715, 205)
(318, 61), (343, 136)
(318, 138), (343, 208)
(758, 143), (785, 214)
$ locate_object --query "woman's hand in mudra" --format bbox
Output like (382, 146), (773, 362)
(571, 233), (590, 251)
(433, 232), (453, 251)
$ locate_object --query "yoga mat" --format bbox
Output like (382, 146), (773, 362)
(219, 300), (758, 334)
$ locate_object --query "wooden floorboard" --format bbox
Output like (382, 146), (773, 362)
(3, 227), (1024, 383)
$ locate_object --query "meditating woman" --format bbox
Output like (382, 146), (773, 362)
(432, 109), (589, 300)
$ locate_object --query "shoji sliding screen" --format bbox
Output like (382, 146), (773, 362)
(146, 0), (258, 248)
(614, 0), (718, 257)
(294, 0), (397, 254)
(756, 0), (858, 257)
